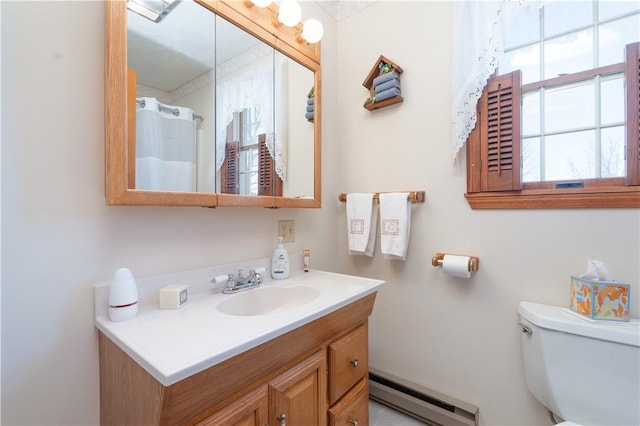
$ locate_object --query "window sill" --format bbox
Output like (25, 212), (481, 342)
(465, 186), (640, 209)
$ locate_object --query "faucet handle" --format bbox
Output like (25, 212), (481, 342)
(250, 269), (263, 285)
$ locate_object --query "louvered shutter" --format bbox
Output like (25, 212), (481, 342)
(468, 70), (522, 192)
(258, 134), (282, 196)
(221, 141), (239, 194)
(626, 42), (640, 186)
(258, 135), (272, 196)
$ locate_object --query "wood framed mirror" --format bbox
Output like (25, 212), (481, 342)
(105, 0), (321, 208)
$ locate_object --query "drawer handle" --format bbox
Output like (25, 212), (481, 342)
(277, 413), (286, 426)
(350, 359), (358, 368)
(350, 419), (358, 426)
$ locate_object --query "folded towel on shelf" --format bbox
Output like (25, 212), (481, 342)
(346, 193), (378, 257)
(374, 87), (401, 103)
(306, 104), (314, 112)
(307, 97), (315, 105)
(375, 78), (400, 95)
(373, 71), (398, 87)
(379, 193), (411, 260)
(305, 111), (314, 120)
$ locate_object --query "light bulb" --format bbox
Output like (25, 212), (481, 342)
(301, 18), (323, 43)
(277, 0), (301, 27)
(252, 0), (272, 7)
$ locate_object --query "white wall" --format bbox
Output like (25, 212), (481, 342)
(335, 2), (640, 425)
(1, 1), (638, 425)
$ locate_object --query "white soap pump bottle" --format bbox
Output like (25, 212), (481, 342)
(271, 236), (290, 280)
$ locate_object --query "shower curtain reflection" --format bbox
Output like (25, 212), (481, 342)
(135, 97), (197, 192)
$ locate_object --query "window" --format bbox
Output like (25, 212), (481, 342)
(221, 108), (282, 196)
(466, 1), (640, 208)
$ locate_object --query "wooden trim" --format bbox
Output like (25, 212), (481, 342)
(126, 69), (137, 189)
(204, 0), (320, 65)
(105, 1), (128, 204)
(625, 42), (640, 185)
(465, 186), (640, 209)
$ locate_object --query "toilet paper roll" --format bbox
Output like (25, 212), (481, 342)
(442, 255), (471, 279)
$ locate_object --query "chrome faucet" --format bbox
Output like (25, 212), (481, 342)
(213, 269), (263, 294)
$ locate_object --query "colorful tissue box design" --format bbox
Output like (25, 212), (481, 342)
(570, 276), (630, 322)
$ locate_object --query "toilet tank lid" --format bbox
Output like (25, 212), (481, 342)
(518, 301), (639, 347)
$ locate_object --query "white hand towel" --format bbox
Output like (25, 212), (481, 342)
(379, 193), (411, 260)
(346, 193), (378, 257)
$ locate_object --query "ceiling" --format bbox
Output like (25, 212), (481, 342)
(313, 0), (378, 20)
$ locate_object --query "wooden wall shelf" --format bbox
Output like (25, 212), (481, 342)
(362, 55), (403, 111)
(364, 96), (403, 111)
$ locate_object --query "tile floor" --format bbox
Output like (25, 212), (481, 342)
(369, 399), (427, 425)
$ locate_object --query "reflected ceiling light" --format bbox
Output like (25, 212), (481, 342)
(277, 0), (302, 27)
(300, 18), (324, 43)
(127, 0), (178, 23)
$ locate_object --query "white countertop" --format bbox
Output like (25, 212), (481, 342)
(95, 267), (385, 386)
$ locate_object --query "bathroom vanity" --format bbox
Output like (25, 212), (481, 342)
(95, 269), (384, 425)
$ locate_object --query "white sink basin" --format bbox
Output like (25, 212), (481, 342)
(216, 285), (321, 316)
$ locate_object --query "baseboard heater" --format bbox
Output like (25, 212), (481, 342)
(369, 368), (479, 426)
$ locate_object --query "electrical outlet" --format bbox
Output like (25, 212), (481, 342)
(278, 220), (295, 243)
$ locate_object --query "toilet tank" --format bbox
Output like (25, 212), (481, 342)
(518, 301), (640, 426)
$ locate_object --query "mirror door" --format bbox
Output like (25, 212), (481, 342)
(105, 0), (321, 207)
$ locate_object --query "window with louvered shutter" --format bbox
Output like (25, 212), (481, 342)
(465, 43), (640, 209)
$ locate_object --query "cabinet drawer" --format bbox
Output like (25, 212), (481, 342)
(328, 378), (369, 426)
(328, 325), (368, 404)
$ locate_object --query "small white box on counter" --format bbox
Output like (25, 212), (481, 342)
(159, 285), (188, 309)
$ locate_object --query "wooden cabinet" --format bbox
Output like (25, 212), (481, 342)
(329, 378), (369, 426)
(198, 352), (326, 426)
(98, 293), (376, 426)
(197, 384), (268, 426)
(269, 351), (327, 426)
(328, 325), (368, 405)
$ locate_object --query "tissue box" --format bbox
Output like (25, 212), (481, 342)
(570, 276), (630, 322)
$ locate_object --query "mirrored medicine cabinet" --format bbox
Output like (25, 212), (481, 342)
(105, 0), (321, 207)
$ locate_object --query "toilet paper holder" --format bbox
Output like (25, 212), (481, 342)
(431, 253), (480, 272)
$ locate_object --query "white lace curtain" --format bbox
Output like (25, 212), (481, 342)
(215, 46), (288, 181)
(450, 0), (531, 161)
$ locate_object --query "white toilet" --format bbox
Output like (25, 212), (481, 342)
(518, 301), (640, 426)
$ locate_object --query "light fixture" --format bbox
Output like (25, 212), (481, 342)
(300, 18), (324, 44)
(277, 0), (302, 27)
(127, 0), (179, 23)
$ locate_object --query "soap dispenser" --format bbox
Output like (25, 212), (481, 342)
(271, 237), (290, 280)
